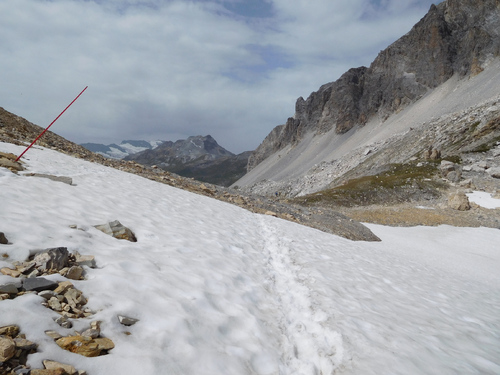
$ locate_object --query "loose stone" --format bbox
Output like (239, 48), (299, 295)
(118, 315), (139, 326)
(22, 277), (59, 292)
(42, 360), (77, 375)
(0, 336), (16, 362)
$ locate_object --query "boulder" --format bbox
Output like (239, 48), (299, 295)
(34, 247), (69, 273)
(94, 220), (137, 242)
(448, 191), (471, 211)
(0, 232), (8, 244)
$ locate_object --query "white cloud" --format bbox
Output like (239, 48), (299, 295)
(0, 0), (438, 153)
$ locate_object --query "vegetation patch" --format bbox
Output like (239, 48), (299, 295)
(294, 162), (447, 207)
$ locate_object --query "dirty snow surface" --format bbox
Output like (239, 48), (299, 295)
(1, 142), (500, 375)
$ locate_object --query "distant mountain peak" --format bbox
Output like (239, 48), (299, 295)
(123, 135), (249, 186)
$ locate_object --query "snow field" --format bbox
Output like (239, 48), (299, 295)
(1, 142), (500, 375)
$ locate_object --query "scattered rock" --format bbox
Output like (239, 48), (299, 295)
(81, 328), (100, 339)
(94, 220), (137, 242)
(42, 360), (77, 375)
(0, 282), (18, 294)
(73, 252), (96, 269)
(55, 335), (114, 357)
(0, 326), (38, 374)
(423, 147), (441, 160)
(44, 331), (63, 340)
(0, 232), (8, 245)
(487, 167), (500, 179)
(0, 325), (20, 337)
(1, 267), (21, 278)
(448, 191), (471, 211)
(53, 281), (74, 295)
(38, 290), (57, 300)
(0, 152), (23, 173)
(440, 160), (462, 182)
(30, 369), (69, 375)
(118, 315), (139, 326)
(61, 266), (83, 280)
(22, 277), (59, 292)
(264, 211), (278, 217)
(0, 336), (16, 362)
(54, 316), (73, 329)
(34, 247), (69, 274)
(41, 281), (90, 318)
(25, 173), (73, 185)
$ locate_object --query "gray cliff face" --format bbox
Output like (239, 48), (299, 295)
(248, 0), (500, 171)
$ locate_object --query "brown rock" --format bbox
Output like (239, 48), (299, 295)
(45, 330), (63, 340)
(43, 360), (77, 375)
(448, 191), (471, 211)
(73, 254), (96, 269)
(0, 267), (21, 277)
(94, 337), (115, 351)
(0, 325), (20, 337)
(64, 266), (83, 280)
(0, 157), (23, 172)
(0, 336), (16, 362)
(55, 336), (114, 357)
(31, 369), (68, 375)
(94, 220), (137, 242)
(54, 281), (74, 295)
(48, 297), (63, 312)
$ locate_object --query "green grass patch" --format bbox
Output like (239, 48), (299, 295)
(294, 162), (446, 207)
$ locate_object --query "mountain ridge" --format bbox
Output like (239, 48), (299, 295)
(238, 0), (500, 199)
(245, 0), (500, 172)
(124, 135), (250, 186)
(81, 140), (163, 159)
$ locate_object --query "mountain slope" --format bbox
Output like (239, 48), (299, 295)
(238, 0), (500, 197)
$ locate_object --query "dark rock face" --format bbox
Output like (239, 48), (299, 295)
(248, 0), (500, 171)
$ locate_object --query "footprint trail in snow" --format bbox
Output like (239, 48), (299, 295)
(258, 215), (345, 374)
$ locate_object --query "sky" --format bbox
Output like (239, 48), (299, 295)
(2, 140), (500, 374)
(0, 0), (439, 153)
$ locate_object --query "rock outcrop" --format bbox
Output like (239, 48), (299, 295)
(248, 0), (500, 171)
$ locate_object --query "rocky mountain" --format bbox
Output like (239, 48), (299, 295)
(237, 0), (500, 201)
(124, 135), (251, 186)
(80, 140), (163, 159)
